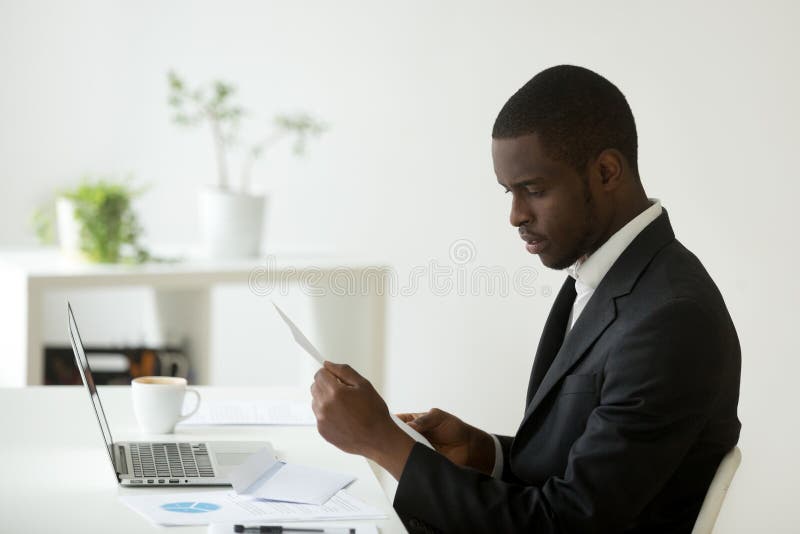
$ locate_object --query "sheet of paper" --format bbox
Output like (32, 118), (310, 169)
(273, 301), (434, 450)
(178, 400), (315, 426)
(120, 489), (386, 526)
(229, 448), (356, 506)
(209, 524), (379, 534)
(272, 302), (326, 366)
(390, 414), (434, 449)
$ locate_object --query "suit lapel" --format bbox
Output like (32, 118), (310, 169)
(517, 210), (677, 430)
(522, 284), (616, 421)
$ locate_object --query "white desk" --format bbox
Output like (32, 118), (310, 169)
(0, 386), (406, 533)
(0, 249), (389, 387)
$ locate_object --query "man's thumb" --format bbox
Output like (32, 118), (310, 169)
(409, 410), (438, 431)
(323, 360), (362, 386)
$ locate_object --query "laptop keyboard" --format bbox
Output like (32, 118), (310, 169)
(128, 442), (215, 479)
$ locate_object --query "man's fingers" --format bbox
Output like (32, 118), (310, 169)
(314, 367), (343, 392)
(396, 412), (427, 428)
(406, 409), (442, 431)
(311, 371), (342, 423)
(411, 414), (431, 430)
(323, 360), (364, 386)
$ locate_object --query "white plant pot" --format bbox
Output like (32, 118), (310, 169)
(198, 187), (267, 259)
(55, 197), (84, 260)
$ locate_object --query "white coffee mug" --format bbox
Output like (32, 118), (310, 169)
(131, 376), (201, 434)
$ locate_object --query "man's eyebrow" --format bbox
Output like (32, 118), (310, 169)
(500, 176), (547, 189)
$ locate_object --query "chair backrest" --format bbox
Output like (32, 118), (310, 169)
(691, 446), (742, 534)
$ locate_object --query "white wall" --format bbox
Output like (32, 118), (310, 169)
(2, 1), (798, 531)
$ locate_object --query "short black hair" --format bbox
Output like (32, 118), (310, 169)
(492, 65), (639, 178)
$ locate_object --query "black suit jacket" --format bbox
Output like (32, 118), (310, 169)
(393, 211), (741, 534)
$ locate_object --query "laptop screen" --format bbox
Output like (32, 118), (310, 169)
(67, 303), (118, 477)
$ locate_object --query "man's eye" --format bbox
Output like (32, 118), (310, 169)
(525, 187), (544, 197)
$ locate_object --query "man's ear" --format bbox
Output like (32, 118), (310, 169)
(595, 149), (624, 190)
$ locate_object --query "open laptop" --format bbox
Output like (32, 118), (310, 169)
(68, 302), (271, 486)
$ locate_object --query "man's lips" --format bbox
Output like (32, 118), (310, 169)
(520, 233), (548, 254)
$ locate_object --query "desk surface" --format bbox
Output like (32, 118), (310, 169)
(0, 386), (406, 533)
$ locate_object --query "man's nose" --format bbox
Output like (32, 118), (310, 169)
(509, 193), (533, 228)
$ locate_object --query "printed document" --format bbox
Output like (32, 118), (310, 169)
(120, 489), (386, 526)
(272, 302), (325, 365)
(272, 302), (434, 449)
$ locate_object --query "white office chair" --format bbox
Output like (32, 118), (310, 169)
(691, 446), (742, 534)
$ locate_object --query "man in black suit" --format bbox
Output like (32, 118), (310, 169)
(310, 65), (741, 533)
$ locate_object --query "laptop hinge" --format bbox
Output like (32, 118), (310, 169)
(115, 444), (129, 476)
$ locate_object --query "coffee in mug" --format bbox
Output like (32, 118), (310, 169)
(131, 376), (201, 434)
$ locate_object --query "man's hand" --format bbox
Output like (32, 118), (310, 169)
(396, 408), (496, 475)
(311, 361), (414, 480)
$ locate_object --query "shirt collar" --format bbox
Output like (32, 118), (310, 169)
(566, 199), (663, 290)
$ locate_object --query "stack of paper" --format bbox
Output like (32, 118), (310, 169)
(120, 448), (375, 527)
(178, 400), (315, 426)
(120, 489), (386, 526)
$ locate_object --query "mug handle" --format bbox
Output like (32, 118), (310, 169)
(179, 388), (201, 421)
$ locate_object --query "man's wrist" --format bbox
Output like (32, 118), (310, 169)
(365, 421), (416, 480)
(467, 427), (497, 475)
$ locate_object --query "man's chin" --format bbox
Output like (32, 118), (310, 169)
(539, 251), (580, 271)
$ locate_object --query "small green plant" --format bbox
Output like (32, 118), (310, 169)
(33, 178), (151, 264)
(167, 70), (326, 191)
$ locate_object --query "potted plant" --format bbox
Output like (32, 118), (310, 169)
(33, 178), (150, 263)
(167, 71), (326, 259)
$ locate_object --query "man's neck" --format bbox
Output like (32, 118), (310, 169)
(568, 197), (662, 288)
(589, 195), (652, 257)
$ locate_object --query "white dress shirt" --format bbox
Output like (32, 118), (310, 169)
(490, 199), (663, 479)
(565, 199), (663, 331)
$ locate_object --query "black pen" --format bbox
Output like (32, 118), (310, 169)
(233, 526), (356, 534)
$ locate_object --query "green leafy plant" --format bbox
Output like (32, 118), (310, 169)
(34, 178), (151, 264)
(167, 70), (326, 192)
(32, 206), (56, 244)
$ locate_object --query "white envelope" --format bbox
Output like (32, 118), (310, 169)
(229, 448), (356, 506)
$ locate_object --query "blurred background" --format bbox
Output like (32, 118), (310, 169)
(1, 1), (797, 531)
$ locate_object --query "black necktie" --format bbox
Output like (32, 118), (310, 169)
(526, 277), (577, 406)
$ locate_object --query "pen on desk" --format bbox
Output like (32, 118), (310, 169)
(233, 526), (356, 534)
(233, 526), (320, 533)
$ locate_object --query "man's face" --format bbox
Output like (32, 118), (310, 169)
(492, 133), (602, 270)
